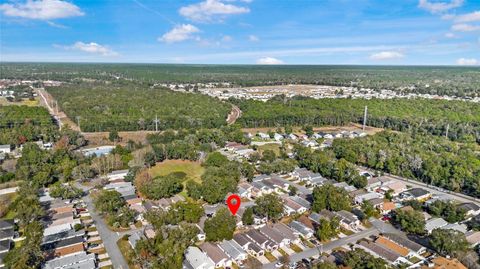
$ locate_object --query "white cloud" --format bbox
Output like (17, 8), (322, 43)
(159, 24), (200, 43)
(179, 0), (249, 23)
(452, 11), (480, 23)
(248, 35), (259, 42)
(256, 57), (284, 65)
(369, 51), (405, 60)
(444, 32), (456, 38)
(56, 42), (118, 56)
(451, 23), (480, 32)
(222, 35), (233, 42)
(0, 0), (84, 20)
(418, 0), (463, 14)
(456, 58), (479, 65)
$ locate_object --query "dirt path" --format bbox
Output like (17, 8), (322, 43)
(227, 104), (242, 125)
(36, 88), (80, 131)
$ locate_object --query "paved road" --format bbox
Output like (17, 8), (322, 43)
(369, 217), (404, 235)
(263, 227), (379, 269)
(76, 184), (129, 269)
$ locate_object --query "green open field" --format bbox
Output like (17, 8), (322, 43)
(149, 160), (205, 197)
(149, 160), (205, 183)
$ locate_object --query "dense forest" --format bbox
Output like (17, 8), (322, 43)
(47, 81), (231, 132)
(2, 63), (479, 97)
(0, 105), (57, 145)
(331, 131), (480, 198)
(233, 97), (480, 143)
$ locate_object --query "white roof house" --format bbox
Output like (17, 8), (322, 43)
(184, 246), (215, 269)
(425, 218), (448, 233)
(44, 251), (96, 269)
(0, 145), (11, 154)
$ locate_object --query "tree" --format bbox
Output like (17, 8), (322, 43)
(312, 184), (351, 212)
(204, 208), (236, 242)
(288, 185), (298, 196)
(140, 174), (183, 199)
(93, 190), (125, 215)
(12, 193), (44, 228)
(109, 130), (120, 142)
(427, 200), (467, 223)
(49, 183), (83, 200)
(5, 221), (44, 269)
(429, 229), (470, 257)
(242, 207), (255, 226)
(254, 193), (284, 221)
(343, 248), (387, 269)
(204, 152), (229, 167)
(262, 149), (277, 163)
(304, 125), (314, 137)
(315, 217), (340, 241)
(313, 262), (337, 269)
(393, 209), (425, 234)
(361, 201), (379, 219)
(169, 201), (204, 223)
(240, 162), (255, 182)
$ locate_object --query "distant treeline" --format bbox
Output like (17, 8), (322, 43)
(2, 63), (479, 97)
(46, 82), (231, 132)
(0, 106), (57, 145)
(232, 96), (480, 143)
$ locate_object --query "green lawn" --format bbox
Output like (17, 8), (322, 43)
(149, 160), (205, 197)
(149, 160), (205, 183)
(117, 238), (138, 269)
(257, 143), (281, 155)
(290, 244), (303, 253)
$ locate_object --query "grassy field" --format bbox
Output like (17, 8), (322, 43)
(149, 160), (205, 183)
(257, 143), (281, 155)
(149, 160), (205, 197)
(0, 97), (39, 106)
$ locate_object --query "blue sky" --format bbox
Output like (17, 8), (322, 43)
(1, 0), (479, 65)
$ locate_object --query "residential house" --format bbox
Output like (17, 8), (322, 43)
(199, 242), (232, 268)
(289, 221), (314, 239)
(441, 223), (468, 234)
(0, 240), (10, 264)
(128, 231), (144, 249)
(233, 233), (264, 257)
(290, 196), (311, 210)
(354, 192), (383, 205)
(357, 241), (411, 266)
(273, 133), (284, 141)
(257, 132), (270, 140)
(421, 256), (467, 269)
(335, 210), (361, 230)
(283, 197), (307, 215)
(380, 181), (407, 196)
(184, 246), (215, 269)
(401, 188), (431, 202)
(44, 251), (96, 269)
(246, 229), (277, 251)
(51, 236), (85, 257)
(425, 218), (448, 234)
(219, 240), (247, 264)
(106, 169), (128, 181)
(383, 233), (426, 255)
(0, 145), (11, 154)
(333, 182), (357, 193)
(259, 225), (289, 248)
(465, 231), (480, 247)
(272, 223), (300, 245)
(458, 203), (480, 217)
(375, 236), (413, 259)
(42, 229), (85, 246)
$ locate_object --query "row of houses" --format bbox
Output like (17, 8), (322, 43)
(184, 222), (302, 269)
(39, 190), (106, 269)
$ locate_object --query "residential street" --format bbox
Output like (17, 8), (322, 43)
(263, 227), (379, 269)
(82, 194), (130, 269)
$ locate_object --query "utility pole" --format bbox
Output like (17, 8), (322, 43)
(76, 116), (81, 131)
(445, 123), (449, 138)
(154, 114), (160, 132)
(363, 105), (368, 131)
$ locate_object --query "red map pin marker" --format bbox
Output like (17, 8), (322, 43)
(226, 194), (241, 216)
